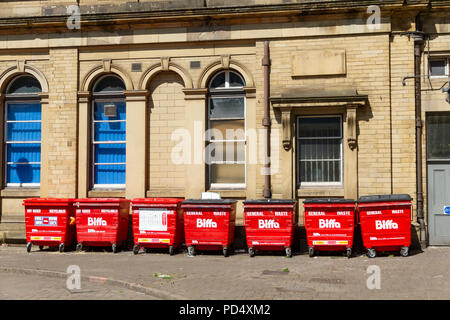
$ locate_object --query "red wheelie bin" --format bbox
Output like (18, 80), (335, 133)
(74, 198), (130, 253)
(181, 199), (236, 257)
(243, 199), (297, 257)
(131, 198), (184, 255)
(358, 194), (412, 258)
(303, 198), (356, 258)
(23, 198), (76, 253)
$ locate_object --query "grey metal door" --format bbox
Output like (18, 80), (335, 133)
(428, 164), (450, 245)
(427, 113), (450, 245)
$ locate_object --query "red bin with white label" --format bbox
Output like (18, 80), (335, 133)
(243, 199), (297, 257)
(131, 198), (184, 255)
(358, 194), (412, 258)
(74, 198), (130, 253)
(23, 198), (76, 253)
(303, 198), (356, 258)
(181, 199), (236, 257)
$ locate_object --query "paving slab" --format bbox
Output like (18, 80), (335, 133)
(0, 245), (449, 300)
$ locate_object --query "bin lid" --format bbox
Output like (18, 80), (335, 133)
(23, 198), (76, 205)
(303, 198), (355, 204)
(358, 194), (412, 203)
(243, 199), (296, 204)
(131, 198), (184, 205)
(182, 199), (237, 205)
(74, 198), (130, 205)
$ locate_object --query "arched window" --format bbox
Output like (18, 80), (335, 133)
(91, 75), (126, 188)
(206, 70), (246, 189)
(4, 75), (42, 187)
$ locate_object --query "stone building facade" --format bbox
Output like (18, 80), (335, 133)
(0, 0), (449, 248)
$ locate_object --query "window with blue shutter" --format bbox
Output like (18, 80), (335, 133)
(91, 75), (126, 188)
(4, 75), (42, 187)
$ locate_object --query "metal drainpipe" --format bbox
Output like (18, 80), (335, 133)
(262, 41), (272, 199)
(413, 17), (427, 249)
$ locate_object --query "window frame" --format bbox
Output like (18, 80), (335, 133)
(90, 75), (126, 190)
(3, 75), (42, 188)
(296, 114), (344, 188)
(429, 57), (449, 79)
(207, 70), (246, 190)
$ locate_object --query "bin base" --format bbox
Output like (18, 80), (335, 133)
(311, 245), (351, 252)
(366, 245), (408, 253)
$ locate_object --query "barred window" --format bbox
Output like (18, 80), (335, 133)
(429, 58), (449, 78)
(427, 113), (450, 160)
(297, 116), (343, 186)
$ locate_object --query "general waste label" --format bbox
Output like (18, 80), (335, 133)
(444, 206), (450, 215)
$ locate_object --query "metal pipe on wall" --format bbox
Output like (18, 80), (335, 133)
(413, 16), (427, 249)
(262, 41), (272, 199)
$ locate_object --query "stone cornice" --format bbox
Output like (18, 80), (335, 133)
(271, 95), (369, 108)
(0, 0), (435, 34)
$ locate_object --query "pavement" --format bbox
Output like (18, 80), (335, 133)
(0, 244), (449, 300)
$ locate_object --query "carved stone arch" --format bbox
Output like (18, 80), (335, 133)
(81, 63), (134, 92)
(198, 59), (255, 89)
(139, 61), (193, 90)
(0, 64), (49, 94)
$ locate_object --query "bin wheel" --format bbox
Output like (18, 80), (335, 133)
(188, 246), (195, 257)
(223, 247), (229, 257)
(367, 248), (376, 259)
(58, 243), (65, 253)
(169, 246), (175, 256)
(308, 246), (314, 258)
(400, 246), (409, 257)
(248, 247), (255, 257)
(39, 246), (44, 251)
(76, 243), (83, 252)
(285, 247), (292, 258)
(133, 245), (139, 255)
(112, 244), (118, 254)
(346, 248), (352, 258)
(26, 242), (32, 253)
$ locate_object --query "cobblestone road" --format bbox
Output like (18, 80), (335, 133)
(0, 245), (449, 300)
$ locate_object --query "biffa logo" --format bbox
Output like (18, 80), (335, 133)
(319, 219), (341, 229)
(375, 220), (398, 230)
(196, 219), (217, 228)
(258, 219), (280, 229)
(88, 217), (107, 226)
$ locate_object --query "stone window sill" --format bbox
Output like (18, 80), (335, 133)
(1, 188), (40, 198)
(297, 187), (344, 198)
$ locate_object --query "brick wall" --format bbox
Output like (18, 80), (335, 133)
(45, 48), (78, 198)
(148, 71), (186, 192)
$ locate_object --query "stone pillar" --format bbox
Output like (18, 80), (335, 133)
(183, 89), (207, 199)
(344, 104), (358, 200)
(77, 91), (90, 198)
(125, 90), (149, 200)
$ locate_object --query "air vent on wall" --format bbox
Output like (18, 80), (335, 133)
(131, 63), (142, 72)
(104, 104), (117, 118)
(190, 61), (201, 69)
